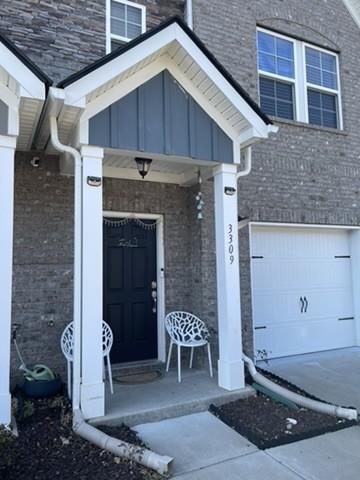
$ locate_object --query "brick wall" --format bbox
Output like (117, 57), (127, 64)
(193, 0), (360, 356)
(11, 154), (201, 379)
(0, 0), (185, 84)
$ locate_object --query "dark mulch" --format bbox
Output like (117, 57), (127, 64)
(0, 394), (163, 480)
(210, 367), (358, 450)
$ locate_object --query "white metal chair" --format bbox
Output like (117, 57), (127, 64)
(60, 320), (114, 398)
(165, 311), (213, 383)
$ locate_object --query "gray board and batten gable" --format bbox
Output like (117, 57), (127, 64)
(0, 99), (8, 135)
(89, 70), (234, 163)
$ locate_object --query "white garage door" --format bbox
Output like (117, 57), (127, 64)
(252, 226), (356, 360)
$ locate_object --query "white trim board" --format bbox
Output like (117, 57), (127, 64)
(103, 210), (166, 363)
(250, 221), (360, 230)
(106, 0), (146, 54)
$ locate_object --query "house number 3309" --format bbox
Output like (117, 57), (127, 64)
(228, 224), (234, 264)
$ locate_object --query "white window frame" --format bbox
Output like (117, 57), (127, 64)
(257, 27), (343, 129)
(106, 0), (146, 54)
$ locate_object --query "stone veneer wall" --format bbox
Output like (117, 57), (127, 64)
(0, 0), (185, 84)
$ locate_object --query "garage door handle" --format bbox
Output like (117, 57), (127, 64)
(304, 296), (308, 313)
(300, 296), (304, 313)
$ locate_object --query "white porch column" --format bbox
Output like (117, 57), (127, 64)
(80, 146), (105, 419)
(0, 135), (16, 425)
(213, 163), (245, 390)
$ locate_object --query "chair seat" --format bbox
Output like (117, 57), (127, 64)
(176, 340), (208, 347)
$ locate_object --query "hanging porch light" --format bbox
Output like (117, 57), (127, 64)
(135, 157), (152, 179)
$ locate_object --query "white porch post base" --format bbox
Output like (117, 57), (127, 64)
(213, 164), (245, 391)
(80, 146), (105, 419)
(0, 394), (12, 426)
(0, 136), (16, 425)
(80, 383), (105, 420)
(217, 360), (245, 391)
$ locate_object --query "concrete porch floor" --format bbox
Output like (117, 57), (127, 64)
(91, 368), (254, 427)
(260, 347), (360, 410)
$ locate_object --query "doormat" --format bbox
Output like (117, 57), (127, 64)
(113, 370), (163, 385)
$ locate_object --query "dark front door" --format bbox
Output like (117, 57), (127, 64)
(103, 218), (157, 363)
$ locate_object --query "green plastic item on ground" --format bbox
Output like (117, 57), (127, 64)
(252, 382), (299, 410)
(24, 364), (56, 382)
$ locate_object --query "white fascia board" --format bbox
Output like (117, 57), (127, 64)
(63, 22), (271, 145)
(173, 25), (270, 139)
(64, 24), (178, 106)
(0, 43), (45, 100)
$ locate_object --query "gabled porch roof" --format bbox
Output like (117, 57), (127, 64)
(36, 16), (276, 172)
(0, 32), (51, 150)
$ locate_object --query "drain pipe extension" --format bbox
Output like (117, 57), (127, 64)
(73, 410), (172, 475)
(49, 114), (173, 475)
(243, 354), (358, 421)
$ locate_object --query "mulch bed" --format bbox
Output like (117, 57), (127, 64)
(0, 394), (163, 480)
(210, 367), (358, 450)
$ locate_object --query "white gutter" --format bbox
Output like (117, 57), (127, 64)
(49, 100), (172, 474)
(243, 354), (358, 422)
(237, 146), (252, 179)
(186, 0), (193, 29)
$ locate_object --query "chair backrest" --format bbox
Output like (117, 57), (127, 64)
(165, 311), (209, 344)
(61, 321), (74, 361)
(60, 320), (113, 361)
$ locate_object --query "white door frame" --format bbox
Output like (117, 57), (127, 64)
(103, 210), (166, 363)
(249, 221), (360, 360)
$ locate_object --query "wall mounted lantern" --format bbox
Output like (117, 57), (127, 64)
(135, 157), (152, 179)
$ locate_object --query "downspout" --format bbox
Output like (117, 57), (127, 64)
(243, 354), (358, 421)
(186, 0), (193, 29)
(236, 146), (252, 179)
(50, 116), (82, 412)
(49, 115), (172, 475)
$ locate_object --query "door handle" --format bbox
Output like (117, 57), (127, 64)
(151, 280), (157, 314)
(300, 296), (304, 313)
(304, 296), (308, 313)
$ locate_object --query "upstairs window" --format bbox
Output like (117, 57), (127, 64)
(257, 28), (342, 129)
(107, 0), (146, 53)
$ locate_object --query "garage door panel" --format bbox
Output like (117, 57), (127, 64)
(253, 291), (302, 326)
(253, 289), (353, 327)
(252, 228), (350, 259)
(253, 259), (352, 292)
(252, 226), (355, 360)
(255, 318), (356, 359)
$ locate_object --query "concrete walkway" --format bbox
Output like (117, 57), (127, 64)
(262, 347), (360, 410)
(134, 412), (360, 479)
